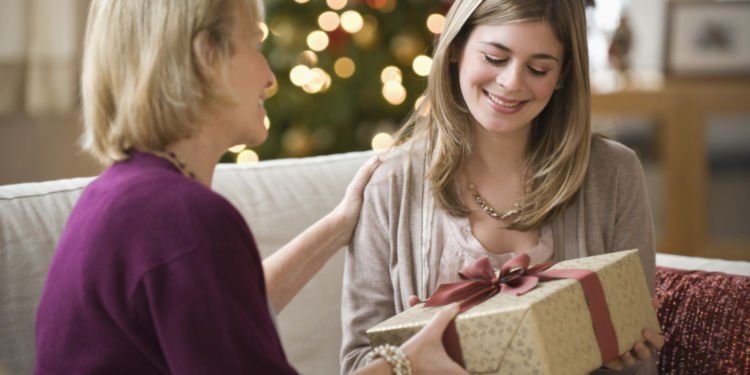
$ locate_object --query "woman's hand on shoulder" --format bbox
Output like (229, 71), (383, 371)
(330, 156), (380, 246)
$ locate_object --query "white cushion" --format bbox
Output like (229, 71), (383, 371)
(0, 177), (92, 375)
(656, 253), (750, 276)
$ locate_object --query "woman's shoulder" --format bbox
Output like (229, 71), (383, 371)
(589, 135), (641, 172)
(585, 135), (646, 194)
(86, 160), (247, 239)
(366, 139), (429, 187)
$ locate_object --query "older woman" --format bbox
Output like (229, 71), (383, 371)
(34, 0), (462, 374)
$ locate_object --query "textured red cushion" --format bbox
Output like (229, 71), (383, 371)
(655, 267), (750, 374)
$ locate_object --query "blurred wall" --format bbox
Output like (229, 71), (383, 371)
(628, 0), (667, 74)
(0, 115), (100, 185)
(0, 0), (95, 185)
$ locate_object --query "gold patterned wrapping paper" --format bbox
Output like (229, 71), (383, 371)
(366, 250), (660, 375)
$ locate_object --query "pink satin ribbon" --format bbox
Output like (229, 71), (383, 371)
(425, 253), (620, 366)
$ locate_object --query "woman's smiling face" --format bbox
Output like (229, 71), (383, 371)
(456, 21), (564, 136)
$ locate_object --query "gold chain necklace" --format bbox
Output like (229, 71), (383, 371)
(466, 171), (529, 221)
(149, 150), (196, 180)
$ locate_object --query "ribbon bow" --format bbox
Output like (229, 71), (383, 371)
(424, 253), (621, 366)
(425, 253), (553, 313)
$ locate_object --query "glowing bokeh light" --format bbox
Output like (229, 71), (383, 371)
(326, 0), (347, 11)
(298, 50), (318, 66)
(412, 55), (432, 77)
(228, 144), (246, 153)
(340, 10), (364, 34)
(302, 68), (332, 94)
(371, 132), (394, 151)
(237, 150), (259, 164)
(306, 30), (330, 52)
(380, 66), (402, 84)
(382, 81), (407, 105)
(334, 57), (356, 78)
(414, 95), (430, 117)
(318, 11), (340, 32)
(426, 14), (446, 34)
(259, 22), (269, 41)
(290, 65), (312, 87)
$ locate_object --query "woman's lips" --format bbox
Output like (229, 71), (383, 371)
(484, 90), (527, 115)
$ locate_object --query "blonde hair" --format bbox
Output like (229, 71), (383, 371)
(396, 0), (591, 230)
(80, 0), (262, 165)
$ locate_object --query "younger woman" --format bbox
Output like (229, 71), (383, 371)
(341, 0), (664, 373)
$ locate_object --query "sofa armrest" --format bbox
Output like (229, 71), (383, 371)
(655, 266), (749, 374)
(656, 253), (750, 276)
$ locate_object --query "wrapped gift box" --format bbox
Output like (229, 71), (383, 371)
(366, 250), (660, 375)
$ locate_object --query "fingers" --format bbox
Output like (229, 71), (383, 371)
(407, 295), (421, 307)
(422, 303), (460, 336)
(605, 358), (624, 371)
(620, 351), (637, 368)
(632, 341), (651, 361)
(643, 329), (665, 350)
(606, 336), (663, 371)
(613, 336), (661, 371)
(347, 156), (380, 195)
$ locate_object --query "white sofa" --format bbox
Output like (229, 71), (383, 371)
(2, 151), (748, 375)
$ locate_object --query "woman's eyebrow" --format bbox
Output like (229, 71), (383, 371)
(480, 41), (559, 62)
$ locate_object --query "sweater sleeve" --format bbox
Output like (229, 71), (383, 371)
(136, 242), (298, 375)
(612, 148), (657, 295)
(340, 187), (397, 375)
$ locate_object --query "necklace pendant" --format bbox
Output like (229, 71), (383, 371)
(469, 182), (524, 221)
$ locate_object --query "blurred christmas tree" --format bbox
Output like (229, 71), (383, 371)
(225, 0), (452, 163)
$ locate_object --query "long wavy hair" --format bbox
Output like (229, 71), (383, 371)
(395, 0), (591, 230)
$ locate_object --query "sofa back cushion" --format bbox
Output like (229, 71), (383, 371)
(0, 151), (371, 375)
(656, 267), (750, 374)
(0, 177), (92, 375)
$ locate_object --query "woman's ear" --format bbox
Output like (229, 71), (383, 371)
(192, 30), (217, 79)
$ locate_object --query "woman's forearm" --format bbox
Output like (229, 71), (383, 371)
(262, 212), (348, 314)
(262, 156), (379, 314)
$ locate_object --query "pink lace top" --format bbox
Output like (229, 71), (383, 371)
(436, 210), (554, 285)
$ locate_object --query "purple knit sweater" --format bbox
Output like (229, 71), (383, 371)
(35, 152), (297, 374)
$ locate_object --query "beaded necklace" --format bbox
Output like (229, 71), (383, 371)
(149, 150), (196, 180)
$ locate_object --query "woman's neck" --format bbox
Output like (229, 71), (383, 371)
(162, 127), (228, 188)
(469, 124), (531, 179)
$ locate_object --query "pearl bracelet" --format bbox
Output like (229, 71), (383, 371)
(365, 344), (413, 375)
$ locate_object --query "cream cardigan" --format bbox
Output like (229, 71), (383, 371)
(341, 136), (657, 374)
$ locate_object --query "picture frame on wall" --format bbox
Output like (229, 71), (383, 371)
(665, 0), (750, 77)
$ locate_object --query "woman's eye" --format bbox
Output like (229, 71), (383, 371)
(483, 55), (507, 66)
(528, 66), (548, 76)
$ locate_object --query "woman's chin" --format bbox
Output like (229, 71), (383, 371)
(475, 118), (531, 135)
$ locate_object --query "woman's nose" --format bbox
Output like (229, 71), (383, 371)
(265, 67), (276, 89)
(496, 63), (524, 92)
